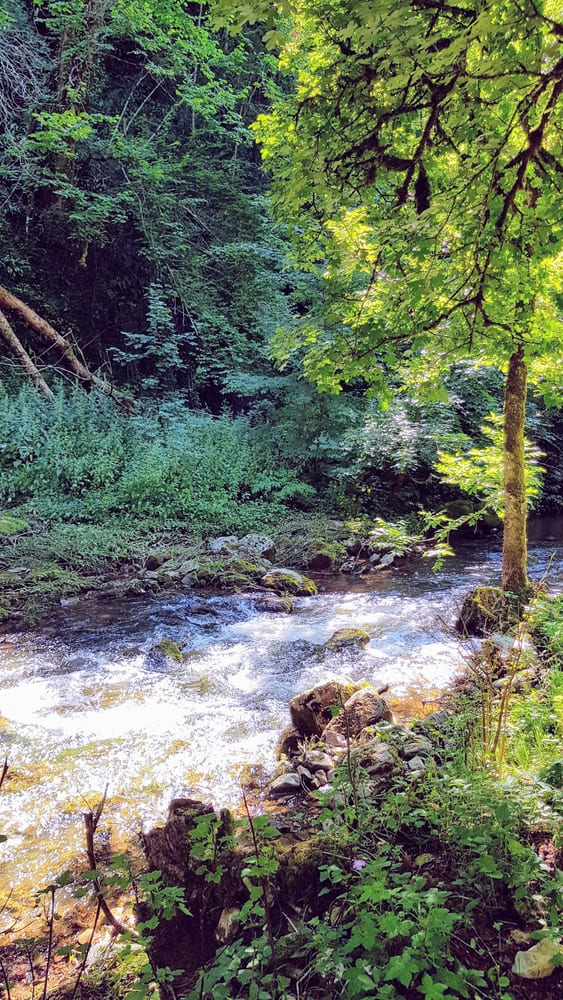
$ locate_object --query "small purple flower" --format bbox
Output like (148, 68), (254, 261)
(352, 859), (367, 871)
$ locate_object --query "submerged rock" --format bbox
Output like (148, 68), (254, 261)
(326, 628), (371, 651)
(146, 639), (184, 669)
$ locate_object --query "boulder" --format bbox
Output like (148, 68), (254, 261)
(145, 552), (170, 571)
(456, 586), (520, 637)
(239, 533), (276, 562)
(305, 538), (346, 571)
(322, 687), (392, 741)
(261, 568), (317, 596)
(300, 749), (334, 773)
(278, 725), (302, 759)
(289, 680), (358, 737)
(339, 739), (396, 778)
(252, 594), (294, 614)
(400, 738), (433, 760)
(207, 536), (239, 557)
(512, 939), (563, 979)
(269, 772), (303, 797)
(326, 628), (371, 651)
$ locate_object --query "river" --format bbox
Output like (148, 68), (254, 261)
(0, 528), (561, 917)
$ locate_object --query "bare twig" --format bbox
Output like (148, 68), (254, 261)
(83, 787), (127, 935)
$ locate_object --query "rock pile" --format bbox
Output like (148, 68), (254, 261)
(267, 679), (443, 799)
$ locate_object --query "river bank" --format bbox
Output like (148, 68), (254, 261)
(1, 587), (561, 1000)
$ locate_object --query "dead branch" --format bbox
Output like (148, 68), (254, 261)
(0, 309), (55, 400)
(0, 285), (133, 410)
(84, 788), (127, 935)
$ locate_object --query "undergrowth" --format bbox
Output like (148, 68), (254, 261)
(0, 383), (315, 533)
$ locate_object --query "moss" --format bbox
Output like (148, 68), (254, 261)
(154, 639), (184, 663)
(326, 628), (371, 651)
(194, 558), (261, 589)
(456, 586), (521, 637)
(262, 570), (317, 596)
(0, 563), (85, 626)
(306, 538), (347, 571)
(0, 514), (28, 535)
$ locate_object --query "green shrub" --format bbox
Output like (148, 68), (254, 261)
(0, 383), (315, 532)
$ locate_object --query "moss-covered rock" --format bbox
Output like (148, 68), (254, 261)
(261, 568), (317, 596)
(252, 594), (295, 613)
(325, 628), (371, 651)
(195, 558), (262, 589)
(456, 586), (521, 637)
(306, 538), (347, 571)
(146, 639), (184, 669)
(0, 514), (28, 535)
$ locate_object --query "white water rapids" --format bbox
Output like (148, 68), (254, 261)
(0, 530), (561, 914)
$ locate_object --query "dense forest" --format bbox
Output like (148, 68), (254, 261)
(0, 2), (562, 1000)
(0, 0), (561, 550)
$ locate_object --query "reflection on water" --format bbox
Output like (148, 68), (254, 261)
(0, 535), (561, 910)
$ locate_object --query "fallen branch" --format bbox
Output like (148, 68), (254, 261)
(0, 309), (55, 400)
(0, 285), (133, 410)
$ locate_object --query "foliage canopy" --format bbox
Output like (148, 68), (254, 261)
(215, 0), (562, 400)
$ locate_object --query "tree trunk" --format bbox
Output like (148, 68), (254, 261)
(502, 346), (528, 597)
(0, 308), (55, 401)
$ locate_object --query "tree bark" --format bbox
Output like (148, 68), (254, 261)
(502, 346), (528, 597)
(0, 308), (55, 400)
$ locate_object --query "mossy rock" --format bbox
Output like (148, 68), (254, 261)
(261, 568), (317, 596)
(456, 587), (521, 637)
(146, 639), (184, 669)
(325, 628), (371, 651)
(306, 539), (347, 571)
(195, 558), (262, 589)
(252, 594), (295, 614)
(156, 639), (184, 662)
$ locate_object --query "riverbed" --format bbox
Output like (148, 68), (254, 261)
(0, 531), (561, 915)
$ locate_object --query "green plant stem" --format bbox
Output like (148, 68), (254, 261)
(242, 792), (278, 1000)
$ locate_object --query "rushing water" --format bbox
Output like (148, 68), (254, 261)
(0, 530), (561, 914)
